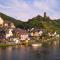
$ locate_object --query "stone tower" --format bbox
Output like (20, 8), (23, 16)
(44, 12), (46, 18)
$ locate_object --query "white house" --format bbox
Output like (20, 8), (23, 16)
(20, 34), (30, 40)
(6, 29), (13, 39)
(10, 23), (15, 29)
(13, 38), (20, 44)
(30, 30), (43, 37)
(0, 17), (4, 26)
(39, 30), (43, 36)
(4, 23), (8, 27)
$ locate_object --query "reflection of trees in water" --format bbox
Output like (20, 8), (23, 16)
(38, 48), (50, 60)
(30, 47), (50, 60)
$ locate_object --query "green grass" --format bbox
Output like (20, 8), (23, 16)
(0, 44), (17, 47)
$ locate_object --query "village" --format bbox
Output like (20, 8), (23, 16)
(0, 16), (60, 47)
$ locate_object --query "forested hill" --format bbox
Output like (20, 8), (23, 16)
(0, 12), (23, 28)
(0, 12), (60, 33)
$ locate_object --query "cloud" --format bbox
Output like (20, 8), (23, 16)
(0, 0), (60, 21)
(33, 0), (60, 19)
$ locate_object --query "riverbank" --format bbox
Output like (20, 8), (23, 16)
(0, 39), (59, 47)
(0, 44), (19, 47)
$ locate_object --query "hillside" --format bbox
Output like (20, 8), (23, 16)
(27, 15), (60, 33)
(0, 12), (24, 28)
(0, 12), (60, 33)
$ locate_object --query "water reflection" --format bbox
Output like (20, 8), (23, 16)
(0, 46), (60, 60)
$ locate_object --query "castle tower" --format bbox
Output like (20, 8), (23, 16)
(44, 12), (46, 18)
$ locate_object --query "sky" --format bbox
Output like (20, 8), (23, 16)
(0, 0), (60, 21)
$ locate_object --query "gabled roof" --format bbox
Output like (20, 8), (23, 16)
(14, 28), (28, 35)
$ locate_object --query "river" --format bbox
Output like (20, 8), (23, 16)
(0, 45), (60, 60)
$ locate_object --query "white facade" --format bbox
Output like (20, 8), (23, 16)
(20, 34), (29, 40)
(0, 17), (4, 25)
(13, 38), (20, 44)
(6, 29), (13, 39)
(39, 31), (43, 36)
(4, 23), (8, 27)
(11, 23), (15, 28)
(34, 32), (39, 36)
(31, 32), (34, 36)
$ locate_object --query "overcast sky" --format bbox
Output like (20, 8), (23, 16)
(0, 0), (60, 21)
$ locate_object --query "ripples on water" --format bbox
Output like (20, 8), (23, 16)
(0, 46), (60, 60)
